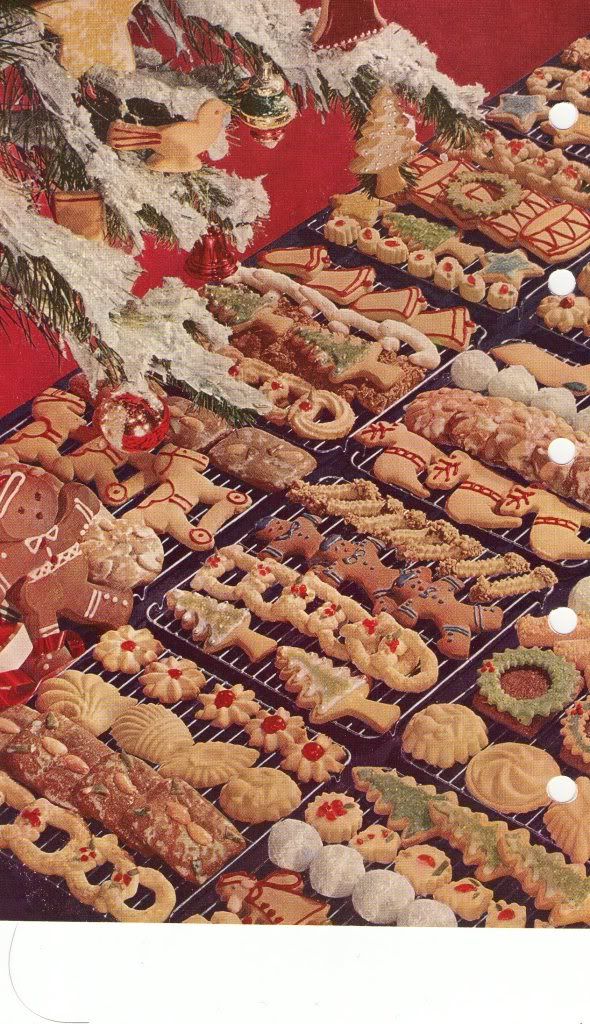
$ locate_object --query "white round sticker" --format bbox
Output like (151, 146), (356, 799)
(548, 102), (579, 130)
(547, 268), (576, 296)
(546, 776), (578, 804)
(547, 437), (576, 465)
(548, 607), (578, 635)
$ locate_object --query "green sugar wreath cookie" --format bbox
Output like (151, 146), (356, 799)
(445, 171), (522, 219)
(477, 647), (581, 726)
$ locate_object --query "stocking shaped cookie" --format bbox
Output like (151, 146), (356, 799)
(354, 421), (442, 498)
(123, 445), (251, 550)
(376, 566), (503, 659)
(498, 485), (590, 560)
(425, 451), (522, 529)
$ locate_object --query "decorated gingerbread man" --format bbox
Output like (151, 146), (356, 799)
(122, 444), (251, 551)
(375, 566), (503, 659)
(0, 462), (133, 678)
(255, 513), (323, 562)
(0, 388), (87, 482)
(313, 534), (400, 606)
(216, 869), (329, 924)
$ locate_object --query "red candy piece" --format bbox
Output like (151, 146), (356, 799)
(497, 907), (516, 921)
(417, 853), (436, 868)
(262, 714), (287, 734)
(120, 640), (136, 652)
(214, 689), (236, 708)
(167, 668), (182, 679)
(301, 741), (324, 762)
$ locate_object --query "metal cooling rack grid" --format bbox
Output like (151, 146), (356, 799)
(349, 329), (590, 571)
(146, 472), (543, 744)
(0, 645), (350, 923)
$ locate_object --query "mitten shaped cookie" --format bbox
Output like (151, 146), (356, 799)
(375, 566), (503, 659)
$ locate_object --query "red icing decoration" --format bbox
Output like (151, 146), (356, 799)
(316, 798), (347, 821)
(120, 640), (136, 652)
(497, 907), (516, 921)
(417, 853), (436, 867)
(167, 668), (182, 679)
(455, 882), (477, 893)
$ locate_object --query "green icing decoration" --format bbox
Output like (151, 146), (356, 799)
(503, 833), (590, 907)
(297, 328), (369, 372)
(355, 768), (442, 839)
(382, 212), (456, 249)
(204, 285), (269, 324)
(431, 801), (504, 876)
(478, 647), (580, 725)
(561, 697), (590, 757)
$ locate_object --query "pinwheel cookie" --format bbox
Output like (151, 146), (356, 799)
(36, 670), (136, 737)
(465, 742), (559, 814)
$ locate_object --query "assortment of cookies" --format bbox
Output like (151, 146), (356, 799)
(5, 35), (590, 929)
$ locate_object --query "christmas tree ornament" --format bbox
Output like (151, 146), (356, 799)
(185, 225), (239, 282)
(51, 189), (107, 242)
(0, 621), (35, 708)
(33, 0), (140, 78)
(311, 0), (388, 50)
(94, 387), (171, 452)
(107, 99), (230, 173)
(238, 60), (297, 149)
(349, 86), (419, 197)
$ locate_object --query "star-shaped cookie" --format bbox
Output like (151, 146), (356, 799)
(541, 112), (590, 148)
(330, 191), (394, 227)
(480, 249), (544, 288)
(487, 93), (548, 133)
(34, 0), (139, 77)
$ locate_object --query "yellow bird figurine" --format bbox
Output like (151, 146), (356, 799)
(107, 99), (231, 173)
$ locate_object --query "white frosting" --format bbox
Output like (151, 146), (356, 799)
(450, 350), (498, 392)
(267, 818), (323, 872)
(487, 365), (538, 403)
(352, 869), (415, 924)
(228, 265), (440, 369)
(308, 845), (365, 898)
(397, 898), (458, 927)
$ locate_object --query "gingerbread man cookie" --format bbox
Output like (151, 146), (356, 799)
(313, 534), (399, 607)
(123, 445), (251, 551)
(1, 388), (87, 482)
(254, 513), (323, 563)
(376, 567), (503, 659)
(0, 463), (132, 678)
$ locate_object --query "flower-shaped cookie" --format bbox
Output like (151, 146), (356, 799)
(304, 793), (363, 843)
(94, 625), (163, 674)
(195, 683), (260, 729)
(139, 656), (207, 703)
(279, 732), (346, 784)
(243, 706), (306, 753)
(537, 293), (590, 333)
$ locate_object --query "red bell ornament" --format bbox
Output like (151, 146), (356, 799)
(185, 224), (239, 281)
(311, 0), (388, 50)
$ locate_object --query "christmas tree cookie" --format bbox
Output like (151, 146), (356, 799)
(382, 212), (458, 252)
(166, 589), (277, 662)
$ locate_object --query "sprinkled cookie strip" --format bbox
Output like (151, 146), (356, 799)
(437, 553), (530, 580)
(468, 565), (557, 603)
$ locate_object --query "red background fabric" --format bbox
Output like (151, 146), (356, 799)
(1, 0), (588, 415)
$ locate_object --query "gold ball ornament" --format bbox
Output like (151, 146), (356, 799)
(238, 60), (297, 149)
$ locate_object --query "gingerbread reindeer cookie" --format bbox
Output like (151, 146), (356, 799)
(354, 421), (442, 498)
(376, 566), (503, 659)
(0, 462), (132, 678)
(1, 388), (86, 482)
(123, 445), (251, 551)
(70, 435), (157, 507)
(425, 451), (523, 529)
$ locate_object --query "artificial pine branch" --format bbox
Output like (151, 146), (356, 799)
(155, 367), (257, 427)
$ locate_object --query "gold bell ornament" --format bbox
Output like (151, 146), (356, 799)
(238, 59), (297, 149)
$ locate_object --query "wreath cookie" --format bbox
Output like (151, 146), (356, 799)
(474, 647), (582, 737)
(445, 171), (522, 219)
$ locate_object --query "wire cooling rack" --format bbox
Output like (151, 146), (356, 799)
(0, 645), (350, 923)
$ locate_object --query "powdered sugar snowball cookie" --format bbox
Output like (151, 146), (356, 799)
(434, 257), (463, 291)
(450, 350), (498, 392)
(487, 365), (538, 403)
(487, 281), (518, 310)
(394, 845), (452, 895)
(401, 703), (488, 769)
(459, 273), (486, 303)
(352, 869), (415, 924)
(397, 899), (457, 927)
(268, 818), (324, 871)
(243, 706), (306, 753)
(81, 512), (164, 590)
(376, 236), (408, 265)
(577, 407), (590, 433)
(531, 387), (578, 425)
(139, 656), (207, 703)
(349, 825), (400, 863)
(304, 793), (363, 843)
(569, 577), (590, 615)
(94, 625), (163, 674)
(324, 216), (361, 246)
(356, 227), (380, 255)
(407, 250), (436, 278)
(195, 683), (260, 728)
(308, 844), (365, 898)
